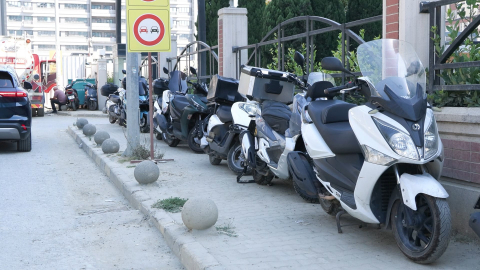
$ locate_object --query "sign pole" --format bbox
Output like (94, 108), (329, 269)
(148, 52), (154, 160)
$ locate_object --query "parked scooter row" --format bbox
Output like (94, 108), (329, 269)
(143, 39), (457, 264)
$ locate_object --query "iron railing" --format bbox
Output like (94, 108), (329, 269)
(421, 0), (480, 91)
(166, 41), (219, 81)
(232, 15), (382, 81)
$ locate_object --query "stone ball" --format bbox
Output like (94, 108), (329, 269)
(102, 138), (120, 154)
(94, 131), (110, 145)
(181, 198), (218, 230)
(60, 105), (67, 111)
(76, 118), (88, 129)
(82, 124), (96, 136)
(134, 160), (159, 184)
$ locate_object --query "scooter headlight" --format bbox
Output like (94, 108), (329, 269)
(424, 113), (439, 160)
(373, 118), (419, 160)
(239, 103), (257, 116)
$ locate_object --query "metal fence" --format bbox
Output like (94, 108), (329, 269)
(421, 0), (480, 92)
(166, 41), (219, 81)
(232, 15), (382, 81)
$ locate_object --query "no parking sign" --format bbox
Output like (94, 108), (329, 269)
(127, 0), (170, 52)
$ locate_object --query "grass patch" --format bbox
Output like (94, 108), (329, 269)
(216, 222), (238, 237)
(126, 165), (136, 168)
(152, 197), (187, 213)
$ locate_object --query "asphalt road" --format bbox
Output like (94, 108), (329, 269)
(0, 114), (183, 270)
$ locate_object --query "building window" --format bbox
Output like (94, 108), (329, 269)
(38, 45), (56, 50)
(64, 17), (88, 24)
(24, 16), (33, 21)
(105, 46), (113, 51)
(64, 4), (87, 9)
(93, 45), (104, 51)
(8, 16), (22, 22)
(92, 31), (115, 38)
(178, 34), (191, 40)
(37, 17), (55, 22)
(92, 4), (114, 10)
(64, 31), (88, 37)
(172, 7), (191, 15)
(38, 31), (56, 36)
(93, 18), (114, 23)
(36, 2), (55, 8)
(8, 30), (23, 35)
(7, 1), (21, 7)
(174, 20), (190, 28)
(65, 45), (88, 51)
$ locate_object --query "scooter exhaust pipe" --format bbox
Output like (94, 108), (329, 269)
(319, 194), (336, 200)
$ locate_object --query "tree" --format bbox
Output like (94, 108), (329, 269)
(346, 0), (382, 43)
(203, 0), (230, 46)
(310, 0), (346, 60)
(238, 0), (266, 45)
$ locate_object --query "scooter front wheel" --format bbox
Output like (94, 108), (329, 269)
(391, 194), (451, 264)
(227, 143), (251, 175)
(187, 127), (204, 153)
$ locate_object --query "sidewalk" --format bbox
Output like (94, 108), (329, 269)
(68, 119), (480, 270)
(57, 109), (107, 118)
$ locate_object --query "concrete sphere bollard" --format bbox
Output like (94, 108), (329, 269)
(94, 131), (110, 145)
(76, 118), (88, 129)
(181, 198), (218, 230)
(83, 124), (96, 136)
(102, 138), (120, 154)
(134, 160), (160, 184)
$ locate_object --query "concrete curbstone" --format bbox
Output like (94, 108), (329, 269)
(67, 125), (223, 270)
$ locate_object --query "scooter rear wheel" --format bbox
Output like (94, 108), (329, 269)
(209, 155), (222, 165)
(253, 170), (274, 185)
(319, 198), (341, 216)
(227, 143), (251, 175)
(391, 195), (451, 264)
(293, 181), (319, 203)
(162, 132), (180, 147)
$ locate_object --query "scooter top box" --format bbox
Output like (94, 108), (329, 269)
(238, 66), (296, 104)
(207, 75), (244, 104)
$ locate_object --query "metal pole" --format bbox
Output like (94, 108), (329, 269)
(0, 0), (6, 35)
(148, 52), (154, 160)
(123, 51), (140, 157)
(116, 0), (121, 44)
(198, 0), (207, 81)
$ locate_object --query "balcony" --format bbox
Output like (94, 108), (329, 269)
(91, 0), (116, 3)
(91, 37), (116, 43)
(91, 9), (116, 17)
(59, 9), (89, 16)
(59, 23), (89, 31)
(92, 23), (116, 31)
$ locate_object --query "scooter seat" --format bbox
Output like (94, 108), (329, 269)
(216, 105), (233, 123)
(199, 96), (208, 104)
(308, 100), (361, 154)
(172, 95), (189, 111)
(110, 95), (121, 104)
(261, 100), (292, 135)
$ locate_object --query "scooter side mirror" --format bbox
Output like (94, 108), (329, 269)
(163, 67), (169, 74)
(294, 51), (305, 68)
(122, 69), (126, 75)
(189, 66), (197, 76)
(321, 57), (355, 77)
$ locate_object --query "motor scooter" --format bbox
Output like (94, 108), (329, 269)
(65, 83), (79, 111)
(285, 39), (450, 264)
(84, 83), (98, 110)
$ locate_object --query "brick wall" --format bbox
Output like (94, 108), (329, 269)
(442, 139), (480, 184)
(385, 0), (399, 39)
(218, 18), (223, 76)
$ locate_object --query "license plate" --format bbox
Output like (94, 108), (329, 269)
(68, 95), (75, 99)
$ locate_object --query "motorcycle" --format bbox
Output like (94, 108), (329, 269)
(153, 67), (170, 140)
(286, 39), (450, 264)
(157, 67), (210, 153)
(102, 79), (125, 126)
(236, 65), (308, 189)
(65, 83), (79, 111)
(84, 82), (98, 111)
(200, 74), (246, 172)
(470, 196), (480, 238)
(137, 76), (150, 133)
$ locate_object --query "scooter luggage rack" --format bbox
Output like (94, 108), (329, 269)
(335, 210), (373, 233)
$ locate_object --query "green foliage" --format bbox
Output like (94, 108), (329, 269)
(428, 1), (480, 107)
(310, 0), (345, 60)
(238, 0), (266, 45)
(204, 0), (230, 46)
(346, 0), (382, 44)
(152, 197), (188, 213)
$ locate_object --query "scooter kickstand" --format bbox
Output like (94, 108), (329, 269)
(336, 210), (347, 234)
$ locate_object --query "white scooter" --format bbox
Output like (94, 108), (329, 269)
(288, 39), (450, 264)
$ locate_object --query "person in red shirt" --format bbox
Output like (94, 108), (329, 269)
(49, 86), (67, 113)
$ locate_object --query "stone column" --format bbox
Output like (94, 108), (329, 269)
(218, 7), (248, 78)
(97, 58), (107, 111)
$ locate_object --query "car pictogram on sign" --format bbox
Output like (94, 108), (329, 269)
(132, 13), (166, 47)
(140, 26), (148, 33)
(151, 26), (159, 33)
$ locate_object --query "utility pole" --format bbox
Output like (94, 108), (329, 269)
(123, 51), (140, 156)
(198, 0), (206, 80)
(0, 0), (6, 36)
(54, 0), (63, 88)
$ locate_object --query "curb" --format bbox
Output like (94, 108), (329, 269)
(67, 126), (224, 270)
(58, 112), (108, 118)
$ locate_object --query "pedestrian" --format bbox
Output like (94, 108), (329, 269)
(48, 86), (67, 114)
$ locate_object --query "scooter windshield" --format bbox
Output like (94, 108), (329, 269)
(168, 71), (188, 94)
(307, 72), (335, 86)
(357, 39), (426, 100)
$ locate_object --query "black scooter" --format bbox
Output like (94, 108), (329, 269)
(84, 83), (98, 110)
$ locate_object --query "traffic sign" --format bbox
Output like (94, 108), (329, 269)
(127, 0), (170, 52)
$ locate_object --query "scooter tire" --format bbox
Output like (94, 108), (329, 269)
(109, 115), (117, 124)
(89, 100), (97, 111)
(71, 101), (77, 111)
(253, 170), (274, 185)
(37, 108), (45, 117)
(140, 115), (149, 133)
(162, 132), (180, 147)
(209, 155), (222, 165)
(187, 128), (204, 154)
(293, 181), (319, 204)
(227, 143), (251, 174)
(155, 131), (163, 140)
(391, 195), (451, 264)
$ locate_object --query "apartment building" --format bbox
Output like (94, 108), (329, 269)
(5, 0), (197, 58)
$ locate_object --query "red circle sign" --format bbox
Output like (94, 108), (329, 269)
(133, 14), (165, 46)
